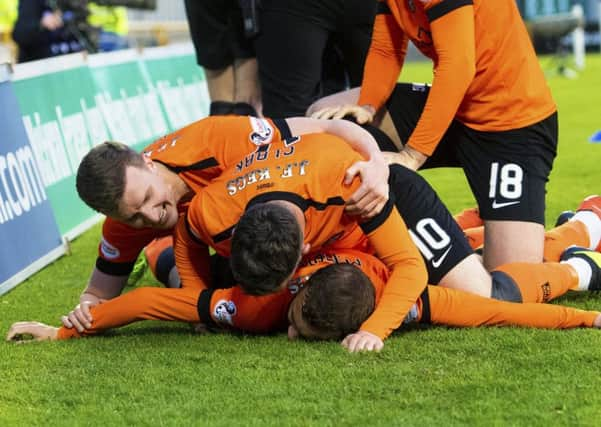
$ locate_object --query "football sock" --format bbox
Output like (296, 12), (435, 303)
(463, 226), (484, 250)
(453, 207), (483, 230)
(561, 257), (592, 291)
(455, 213), (597, 260)
(494, 262), (578, 303)
(570, 211), (601, 250)
(543, 220), (590, 262)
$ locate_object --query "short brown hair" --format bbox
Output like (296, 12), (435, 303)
(301, 263), (376, 340)
(231, 203), (303, 295)
(76, 142), (145, 215)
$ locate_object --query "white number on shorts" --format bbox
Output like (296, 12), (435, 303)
(489, 162), (523, 200)
(409, 218), (451, 261)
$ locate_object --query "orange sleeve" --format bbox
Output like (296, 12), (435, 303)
(426, 286), (599, 329)
(406, 5), (476, 156)
(99, 217), (171, 265)
(360, 209), (428, 339)
(173, 215), (212, 291)
(196, 286), (291, 334)
(56, 286), (201, 339)
(358, 5), (408, 111)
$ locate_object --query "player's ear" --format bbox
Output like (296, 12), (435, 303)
(301, 243), (311, 255)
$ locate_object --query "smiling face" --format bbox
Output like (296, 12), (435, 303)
(114, 162), (179, 230)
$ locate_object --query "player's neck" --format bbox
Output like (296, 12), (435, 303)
(268, 200), (306, 234)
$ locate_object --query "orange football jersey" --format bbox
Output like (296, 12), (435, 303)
(359, 0), (556, 155)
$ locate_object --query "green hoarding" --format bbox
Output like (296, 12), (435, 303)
(12, 44), (209, 239)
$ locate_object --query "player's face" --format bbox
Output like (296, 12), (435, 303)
(116, 164), (178, 229)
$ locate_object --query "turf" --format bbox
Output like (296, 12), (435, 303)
(1, 55), (601, 426)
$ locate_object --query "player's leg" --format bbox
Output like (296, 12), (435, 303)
(184, 0), (237, 115)
(453, 207), (483, 230)
(458, 199), (601, 261)
(471, 242), (601, 305)
(334, 0), (376, 86)
(560, 247), (601, 291)
(388, 164), (493, 296)
(483, 220), (545, 267)
(386, 162), (592, 303)
(456, 112), (558, 270)
(254, 1), (333, 117)
(493, 262), (577, 303)
(421, 285), (600, 329)
(544, 196), (601, 261)
(232, 58), (260, 115)
(460, 196), (601, 260)
(228, 4), (260, 115)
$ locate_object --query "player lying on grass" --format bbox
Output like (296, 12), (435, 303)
(61, 115), (390, 332)
(287, 248), (601, 344)
(7, 247), (601, 349)
(309, 0), (558, 273)
(73, 124), (601, 351)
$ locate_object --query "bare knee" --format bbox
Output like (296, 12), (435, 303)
(483, 220), (544, 270)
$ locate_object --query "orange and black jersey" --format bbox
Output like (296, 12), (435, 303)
(96, 116), (291, 276)
(178, 133), (427, 339)
(198, 249), (391, 333)
(56, 249), (600, 340)
(359, 0), (556, 156)
(201, 250), (601, 332)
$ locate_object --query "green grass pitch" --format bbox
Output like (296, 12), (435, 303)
(1, 56), (601, 426)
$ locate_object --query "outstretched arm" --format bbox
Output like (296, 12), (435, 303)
(7, 286), (203, 342)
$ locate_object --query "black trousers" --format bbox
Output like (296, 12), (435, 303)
(254, 0), (377, 118)
(184, 0), (255, 70)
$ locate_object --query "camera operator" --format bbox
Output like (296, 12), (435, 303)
(12, 0), (84, 62)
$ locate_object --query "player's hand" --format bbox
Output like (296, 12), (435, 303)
(341, 330), (384, 352)
(344, 156), (390, 219)
(382, 147), (428, 171)
(60, 299), (99, 332)
(310, 104), (375, 124)
(6, 321), (58, 343)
